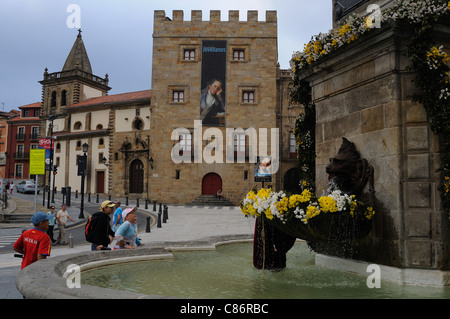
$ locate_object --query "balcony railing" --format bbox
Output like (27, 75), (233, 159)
(43, 69), (109, 86)
(16, 134), (25, 141)
(29, 133), (39, 141)
(13, 152), (29, 160)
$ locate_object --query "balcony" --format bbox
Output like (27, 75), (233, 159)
(29, 133), (39, 141)
(16, 134), (25, 141)
(13, 152), (29, 160)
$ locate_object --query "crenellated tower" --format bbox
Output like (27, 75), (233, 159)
(150, 10), (279, 204)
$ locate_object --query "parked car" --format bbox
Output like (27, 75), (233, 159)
(16, 180), (40, 194)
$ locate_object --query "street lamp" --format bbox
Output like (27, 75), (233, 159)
(78, 143), (88, 219)
(47, 114), (56, 209)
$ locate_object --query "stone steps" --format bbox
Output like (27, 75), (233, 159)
(189, 195), (234, 207)
(0, 196), (48, 224)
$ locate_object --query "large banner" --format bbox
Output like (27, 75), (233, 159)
(200, 40), (227, 126)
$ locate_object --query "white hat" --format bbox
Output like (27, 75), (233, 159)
(122, 207), (137, 220)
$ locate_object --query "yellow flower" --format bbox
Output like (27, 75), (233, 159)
(313, 41), (322, 54)
(318, 196), (338, 213)
(265, 207), (274, 220)
(339, 24), (351, 36)
(365, 16), (374, 29)
(276, 197), (289, 214)
(306, 205), (320, 219)
(331, 39), (338, 46)
(365, 207), (375, 220)
(257, 188), (271, 200)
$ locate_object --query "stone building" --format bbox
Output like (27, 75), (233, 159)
(149, 10), (299, 205)
(39, 30), (151, 196)
(38, 11), (300, 204)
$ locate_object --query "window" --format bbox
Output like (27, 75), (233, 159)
(51, 91), (57, 107)
(133, 118), (143, 130)
(233, 49), (245, 61)
(99, 138), (104, 146)
(176, 170), (181, 180)
(34, 109), (40, 117)
(242, 91), (255, 103)
(184, 49), (195, 61)
(31, 127), (39, 140)
(99, 152), (104, 164)
(290, 132), (298, 158)
(234, 134), (246, 160)
(96, 124), (103, 130)
(17, 127), (25, 140)
(15, 164), (23, 178)
(23, 110), (29, 117)
(74, 121), (82, 130)
(173, 90), (184, 103)
(17, 144), (24, 155)
(61, 90), (67, 106)
(179, 133), (192, 156)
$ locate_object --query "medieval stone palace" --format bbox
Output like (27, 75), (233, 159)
(38, 10), (301, 205)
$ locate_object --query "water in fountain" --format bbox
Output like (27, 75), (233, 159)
(81, 242), (450, 299)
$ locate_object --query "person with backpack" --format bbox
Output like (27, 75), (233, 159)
(85, 200), (116, 251)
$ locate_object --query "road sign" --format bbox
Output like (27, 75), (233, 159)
(30, 149), (46, 175)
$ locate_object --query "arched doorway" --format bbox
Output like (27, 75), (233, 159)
(283, 168), (300, 194)
(202, 173), (222, 195)
(129, 159), (144, 193)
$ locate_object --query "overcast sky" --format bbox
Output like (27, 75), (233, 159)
(0, 0), (332, 112)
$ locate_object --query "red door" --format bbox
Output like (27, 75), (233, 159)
(202, 173), (222, 195)
(97, 171), (105, 193)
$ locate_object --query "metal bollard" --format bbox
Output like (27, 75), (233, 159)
(146, 216), (151, 233)
(88, 193), (91, 202)
(163, 205), (167, 223)
(69, 234), (74, 248)
(96, 193), (99, 203)
(157, 211), (162, 228)
(164, 205), (169, 221)
(126, 196), (129, 206)
(75, 190), (78, 198)
(153, 200), (156, 211)
(145, 199), (148, 209)
(136, 198), (139, 207)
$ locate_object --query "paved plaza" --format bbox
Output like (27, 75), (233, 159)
(0, 194), (255, 298)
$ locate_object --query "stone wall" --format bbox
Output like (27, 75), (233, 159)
(299, 23), (450, 269)
(150, 10), (279, 205)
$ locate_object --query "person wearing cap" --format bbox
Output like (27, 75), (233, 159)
(13, 212), (52, 269)
(88, 200), (116, 251)
(113, 207), (142, 249)
(112, 201), (123, 232)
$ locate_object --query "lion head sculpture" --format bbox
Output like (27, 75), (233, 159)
(326, 137), (374, 196)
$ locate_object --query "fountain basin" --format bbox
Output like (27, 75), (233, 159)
(16, 234), (450, 299)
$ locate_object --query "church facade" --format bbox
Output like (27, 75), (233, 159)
(39, 11), (301, 205)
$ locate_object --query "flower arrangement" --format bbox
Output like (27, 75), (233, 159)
(289, 0), (449, 75)
(240, 188), (375, 228)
